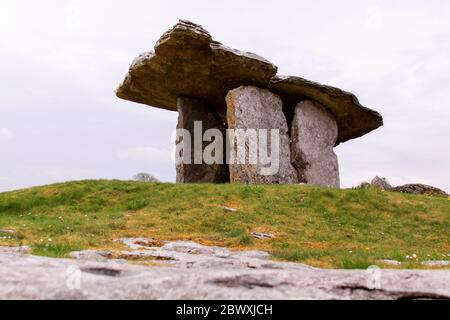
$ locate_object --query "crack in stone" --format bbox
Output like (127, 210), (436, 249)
(209, 275), (289, 289)
(81, 267), (122, 277)
(336, 284), (450, 300)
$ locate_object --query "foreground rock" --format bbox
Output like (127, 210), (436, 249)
(0, 243), (449, 300)
(291, 100), (339, 187)
(226, 86), (298, 184)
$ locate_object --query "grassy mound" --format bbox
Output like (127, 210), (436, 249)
(0, 180), (448, 269)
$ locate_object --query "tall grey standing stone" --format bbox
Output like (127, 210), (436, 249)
(176, 97), (226, 183)
(226, 86), (298, 184)
(291, 100), (340, 187)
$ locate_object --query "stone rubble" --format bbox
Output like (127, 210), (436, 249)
(358, 177), (448, 196)
(392, 184), (448, 197)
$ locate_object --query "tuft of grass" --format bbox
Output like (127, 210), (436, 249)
(33, 242), (84, 258)
(338, 257), (373, 269)
(126, 199), (152, 211)
(0, 180), (448, 269)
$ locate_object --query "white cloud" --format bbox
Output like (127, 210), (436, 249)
(0, 128), (12, 142)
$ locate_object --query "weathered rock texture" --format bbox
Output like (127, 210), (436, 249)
(357, 179), (448, 197)
(116, 20), (383, 145)
(270, 76), (383, 145)
(291, 100), (339, 187)
(116, 20), (277, 120)
(176, 97), (226, 183)
(226, 86), (298, 184)
(1, 243), (449, 300)
(392, 184), (448, 197)
(370, 176), (392, 190)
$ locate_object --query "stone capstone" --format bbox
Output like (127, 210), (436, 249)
(291, 100), (339, 187)
(176, 97), (227, 183)
(116, 20), (277, 119)
(116, 20), (383, 144)
(270, 76), (383, 145)
(226, 86), (298, 184)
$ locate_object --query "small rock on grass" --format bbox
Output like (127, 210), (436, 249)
(115, 238), (162, 250)
(422, 260), (450, 267)
(0, 246), (30, 254)
(221, 206), (238, 213)
(251, 232), (275, 239)
(0, 229), (16, 234)
(70, 250), (114, 262)
(380, 259), (402, 266)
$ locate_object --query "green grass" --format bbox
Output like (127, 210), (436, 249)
(0, 180), (448, 268)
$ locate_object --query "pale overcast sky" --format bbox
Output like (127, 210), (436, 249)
(0, 0), (449, 192)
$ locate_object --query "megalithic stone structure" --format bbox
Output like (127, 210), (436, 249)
(116, 20), (383, 187)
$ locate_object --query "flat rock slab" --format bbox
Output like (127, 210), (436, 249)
(1, 244), (449, 300)
(116, 20), (383, 144)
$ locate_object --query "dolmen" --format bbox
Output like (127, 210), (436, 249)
(116, 20), (383, 187)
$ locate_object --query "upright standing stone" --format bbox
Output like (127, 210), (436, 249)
(226, 86), (298, 184)
(370, 176), (392, 190)
(176, 97), (226, 183)
(291, 100), (340, 187)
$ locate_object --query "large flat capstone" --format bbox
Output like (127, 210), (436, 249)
(116, 20), (383, 144)
(116, 20), (277, 118)
(271, 76), (383, 144)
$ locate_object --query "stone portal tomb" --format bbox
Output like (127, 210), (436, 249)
(116, 20), (383, 187)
